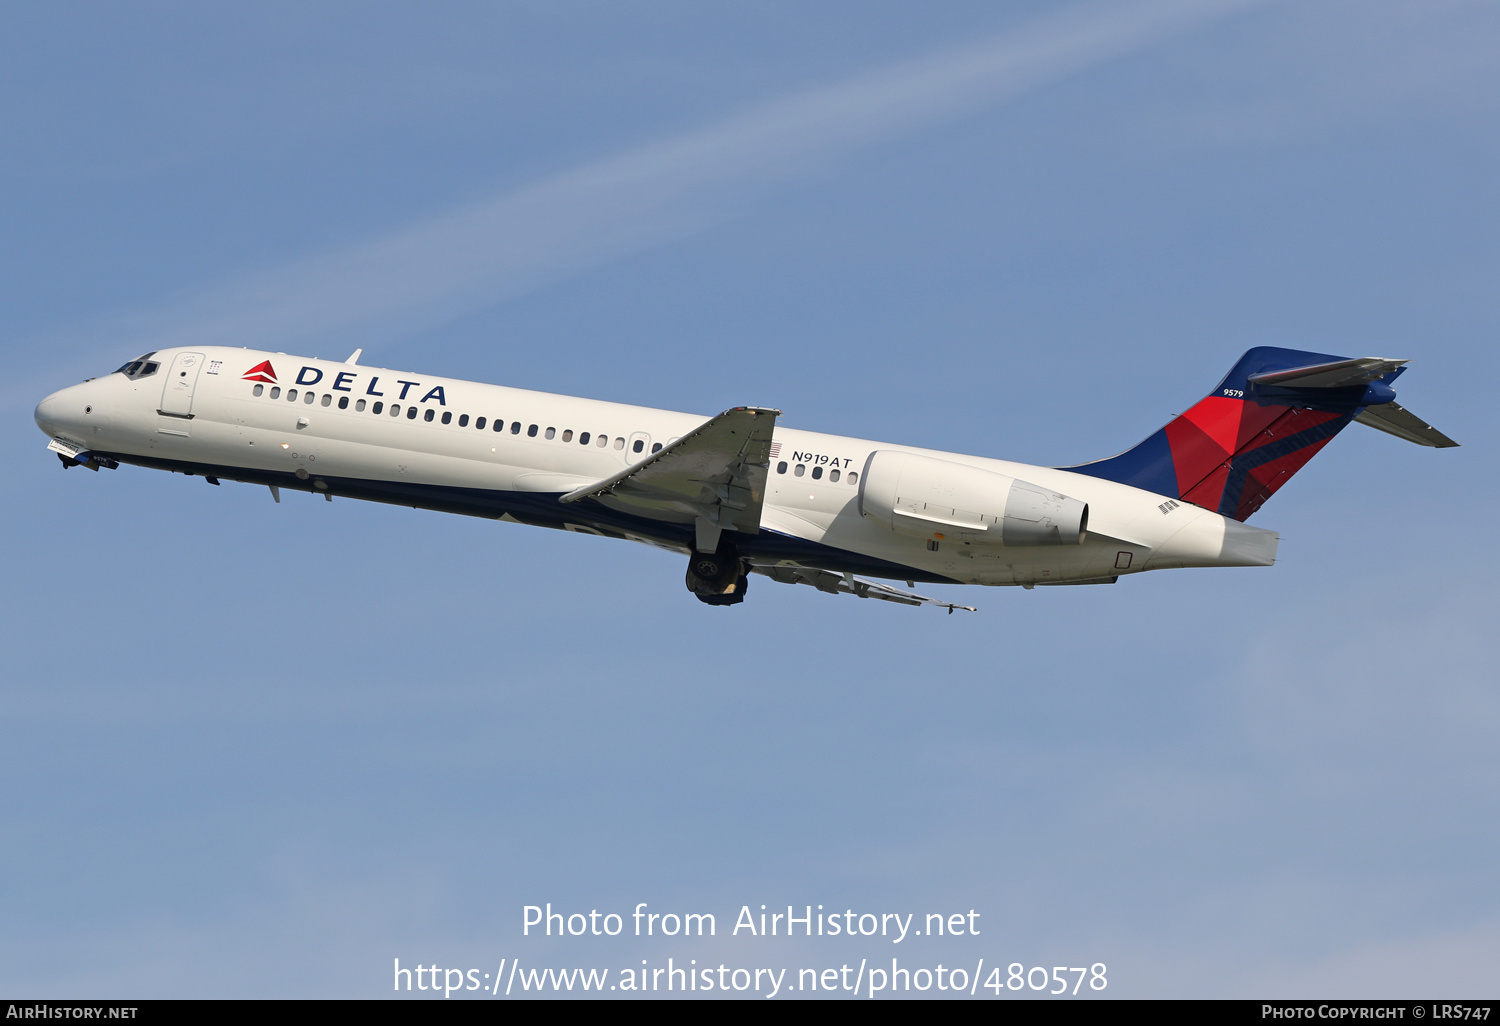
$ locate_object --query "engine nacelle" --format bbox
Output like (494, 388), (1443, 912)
(858, 450), (1088, 546)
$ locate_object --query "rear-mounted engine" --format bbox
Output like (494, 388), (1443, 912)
(858, 450), (1087, 546)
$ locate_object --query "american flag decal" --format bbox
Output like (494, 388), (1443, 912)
(768, 442), (781, 459)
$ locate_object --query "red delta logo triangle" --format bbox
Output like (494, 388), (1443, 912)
(242, 360), (278, 383)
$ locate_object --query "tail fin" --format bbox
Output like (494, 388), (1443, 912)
(1068, 346), (1457, 521)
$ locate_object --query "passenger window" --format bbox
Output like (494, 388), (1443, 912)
(287, 389), (298, 402)
(651, 443), (662, 453)
(527, 424), (538, 437)
(321, 394), (332, 407)
(390, 405), (401, 417)
(356, 399), (366, 412)
(475, 416), (485, 430)
(458, 414), (468, 427)
(794, 464), (805, 477)
(371, 401), (382, 414)
(829, 468), (840, 482)
(561, 429), (573, 442)
(545, 427), (555, 440)
(632, 439), (644, 453)
(408, 407), (419, 420)
(304, 391), (315, 404)
(579, 432), (590, 445)
(270, 387), (281, 399)
(614, 437), (624, 449)
(511, 422), (522, 434)
(811, 466), (823, 480)
(597, 435), (608, 447)
(848, 472), (858, 485)
(776, 461), (787, 474)
(338, 396), (349, 409)
(441, 411), (452, 425)
(253, 384), (264, 397)
(424, 409), (435, 422)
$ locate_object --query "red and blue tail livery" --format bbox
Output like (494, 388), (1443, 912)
(1069, 347), (1458, 522)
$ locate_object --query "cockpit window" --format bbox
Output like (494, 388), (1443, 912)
(114, 353), (159, 380)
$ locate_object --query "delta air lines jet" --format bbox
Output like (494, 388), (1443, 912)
(34, 346), (1455, 611)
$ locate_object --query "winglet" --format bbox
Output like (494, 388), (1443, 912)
(346, 348), (363, 365)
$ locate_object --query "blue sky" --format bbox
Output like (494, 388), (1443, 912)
(3, 0), (1497, 998)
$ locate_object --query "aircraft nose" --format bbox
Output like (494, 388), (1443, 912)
(34, 391), (65, 437)
(35, 382), (97, 439)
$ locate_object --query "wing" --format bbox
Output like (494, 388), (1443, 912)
(559, 406), (779, 551)
(752, 565), (976, 613)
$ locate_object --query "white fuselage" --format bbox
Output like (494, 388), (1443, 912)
(34, 346), (1277, 588)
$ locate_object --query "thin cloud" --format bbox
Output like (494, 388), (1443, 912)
(15, 0), (1262, 403)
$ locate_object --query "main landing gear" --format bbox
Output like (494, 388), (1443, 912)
(686, 544), (749, 606)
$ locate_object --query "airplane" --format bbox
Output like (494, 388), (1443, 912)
(33, 344), (1456, 612)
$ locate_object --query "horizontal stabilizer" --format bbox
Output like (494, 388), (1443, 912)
(1355, 402), (1460, 447)
(752, 565), (975, 613)
(1247, 357), (1407, 389)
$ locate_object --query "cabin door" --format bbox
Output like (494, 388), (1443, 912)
(159, 352), (205, 416)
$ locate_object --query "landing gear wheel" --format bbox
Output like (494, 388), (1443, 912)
(690, 552), (730, 582)
(692, 574), (749, 606)
(686, 547), (748, 606)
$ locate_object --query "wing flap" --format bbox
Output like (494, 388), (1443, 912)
(752, 565), (976, 613)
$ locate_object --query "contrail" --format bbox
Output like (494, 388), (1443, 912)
(12, 0), (1262, 406)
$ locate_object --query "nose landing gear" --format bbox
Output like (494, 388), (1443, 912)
(686, 544), (749, 606)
